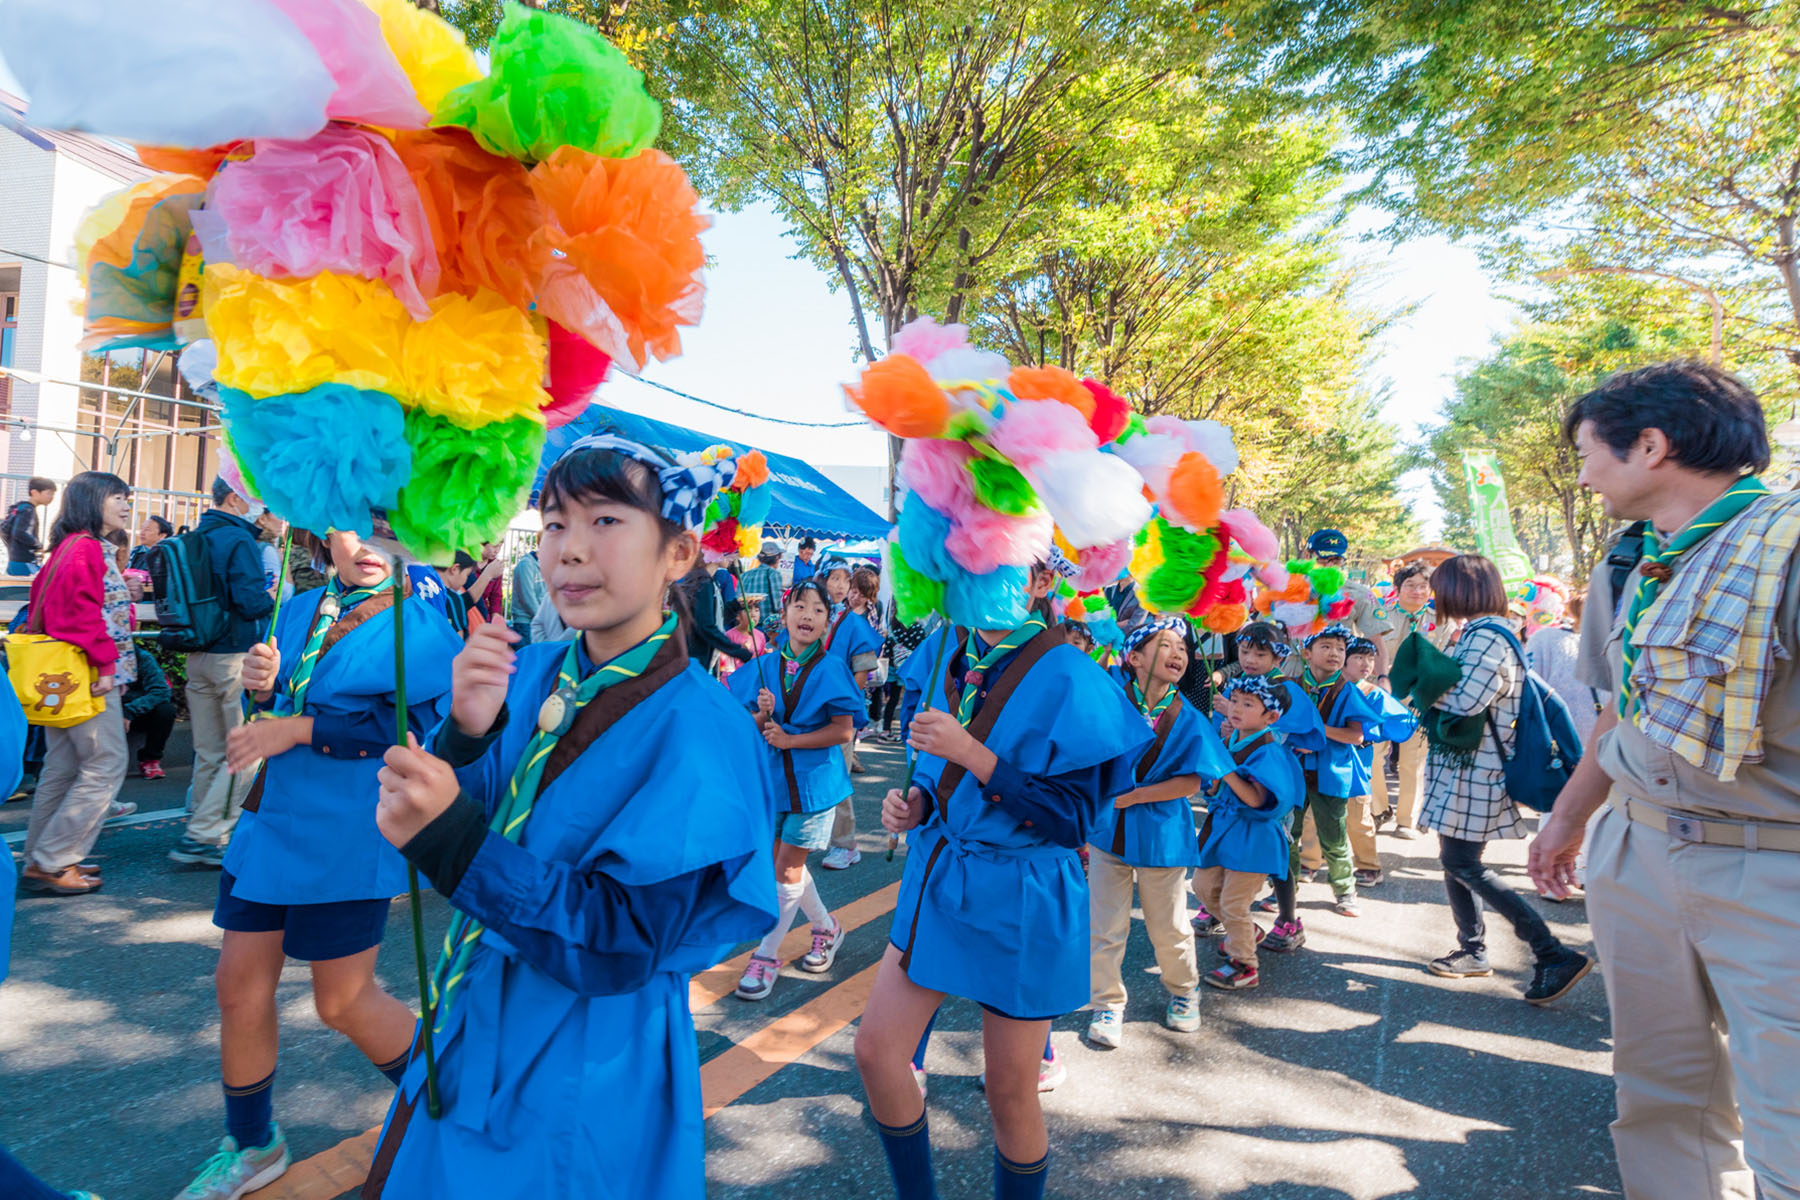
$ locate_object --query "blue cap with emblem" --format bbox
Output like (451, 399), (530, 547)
(1307, 528), (1349, 557)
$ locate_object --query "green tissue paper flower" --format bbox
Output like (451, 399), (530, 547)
(390, 409), (545, 562)
(887, 540), (945, 626)
(435, 5), (662, 163)
(968, 457), (1039, 516)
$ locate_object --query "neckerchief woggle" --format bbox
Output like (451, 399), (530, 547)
(285, 578), (387, 712)
(1128, 673), (1178, 723)
(956, 616), (1048, 725)
(1618, 475), (1768, 717)
(429, 613), (677, 1033)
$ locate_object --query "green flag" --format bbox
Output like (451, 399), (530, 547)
(1461, 451), (1532, 586)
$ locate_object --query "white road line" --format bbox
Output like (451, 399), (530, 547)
(3, 805), (187, 846)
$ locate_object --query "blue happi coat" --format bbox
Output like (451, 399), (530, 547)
(1348, 682), (1419, 797)
(224, 586), (460, 905)
(1291, 675), (1383, 798)
(1197, 730), (1306, 877)
(893, 630), (1150, 1018)
(727, 646), (867, 814)
(0, 686), (25, 978)
(825, 606), (882, 673)
(1090, 680), (1233, 869)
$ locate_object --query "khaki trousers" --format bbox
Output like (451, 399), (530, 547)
(184, 651), (249, 845)
(1299, 797), (1380, 873)
(829, 796), (857, 851)
(1586, 799), (1798, 1200)
(1193, 865), (1265, 971)
(1087, 847), (1199, 1009)
(25, 701), (126, 871)
(1390, 729), (1427, 829)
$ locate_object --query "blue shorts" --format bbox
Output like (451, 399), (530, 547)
(213, 870), (391, 961)
(776, 808), (836, 851)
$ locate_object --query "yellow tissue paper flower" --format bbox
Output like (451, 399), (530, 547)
(205, 265), (549, 426)
(357, 0), (482, 114)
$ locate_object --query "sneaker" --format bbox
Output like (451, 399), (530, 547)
(1250, 895), (1280, 915)
(1525, 950), (1593, 1006)
(1086, 1009), (1122, 1049)
(1395, 826), (1423, 840)
(1334, 893), (1361, 917)
(1216, 925), (1266, 957)
(1165, 990), (1201, 1032)
(734, 954), (781, 1000)
(1374, 807), (1394, 830)
(1262, 919), (1306, 953)
(820, 846), (860, 871)
(1427, 949), (1493, 978)
(1191, 911), (1221, 936)
(799, 917), (843, 973)
(1206, 960), (1260, 990)
(977, 1046), (1066, 1092)
(107, 799), (138, 820)
(7, 774), (36, 802)
(1354, 868), (1384, 887)
(912, 1064), (928, 1098)
(1297, 868), (1318, 884)
(141, 760), (166, 780)
(169, 839), (226, 868)
(174, 1127), (290, 1199)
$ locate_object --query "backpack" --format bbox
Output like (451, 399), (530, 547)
(1607, 521), (1649, 619)
(147, 529), (231, 652)
(1481, 621), (1584, 813)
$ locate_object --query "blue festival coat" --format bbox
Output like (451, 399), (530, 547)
(893, 633), (1150, 1018)
(0, 686), (26, 979)
(726, 647), (867, 814)
(1348, 682), (1419, 797)
(376, 639), (777, 1200)
(224, 587), (460, 905)
(1198, 731), (1305, 877)
(1290, 675), (1383, 798)
(825, 606), (882, 675)
(1090, 681), (1233, 869)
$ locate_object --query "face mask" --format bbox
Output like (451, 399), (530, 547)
(243, 501), (266, 520)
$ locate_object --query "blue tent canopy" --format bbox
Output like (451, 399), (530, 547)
(536, 405), (892, 541)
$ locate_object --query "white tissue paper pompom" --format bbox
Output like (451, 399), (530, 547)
(925, 347), (1011, 385)
(1030, 450), (1153, 550)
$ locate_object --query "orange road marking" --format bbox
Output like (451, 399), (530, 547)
(700, 960), (884, 1117)
(251, 880), (902, 1198)
(688, 880), (899, 1011)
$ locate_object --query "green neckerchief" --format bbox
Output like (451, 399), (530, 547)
(429, 612), (676, 1033)
(1128, 673), (1177, 721)
(1619, 475), (1769, 717)
(1301, 667), (1342, 697)
(285, 578), (387, 712)
(782, 637), (822, 667)
(957, 616), (1047, 725)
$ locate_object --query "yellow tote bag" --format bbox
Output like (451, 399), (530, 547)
(3, 537), (105, 728)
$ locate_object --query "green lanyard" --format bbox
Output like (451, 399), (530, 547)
(1619, 476), (1768, 717)
(285, 579), (385, 712)
(429, 613), (676, 1032)
(956, 617), (1046, 725)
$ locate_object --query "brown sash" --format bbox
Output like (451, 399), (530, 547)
(1115, 694), (1185, 857)
(933, 626), (970, 712)
(241, 580), (406, 815)
(776, 650), (827, 813)
(361, 624), (691, 1194)
(930, 629), (1061, 822)
(1308, 677), (1347, 728)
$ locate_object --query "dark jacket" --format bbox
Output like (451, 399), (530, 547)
(4, 500), (39, 563)
(685, 572), (751, 666)
(122, 646), (172, 719)
(195, 508), (274, 653)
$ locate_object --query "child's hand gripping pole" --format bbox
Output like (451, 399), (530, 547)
(225, 527), (295, 812)
(889, 624), (955, 862)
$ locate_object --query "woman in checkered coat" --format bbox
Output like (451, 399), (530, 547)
(1420, 555), (1590, 1004)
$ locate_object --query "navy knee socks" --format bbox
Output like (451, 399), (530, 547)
(994, 1149), (1048, 1200)
(222, 1070), (275, 1150)
(876, 1112), (939, 1200)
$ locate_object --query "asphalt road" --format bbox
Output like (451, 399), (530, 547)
(2, 727), (1620, 1200)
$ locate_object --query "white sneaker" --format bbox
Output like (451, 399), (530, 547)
(108, 799), (138, 819)
(821, 846), (860, 870)
(1395, 826), (1423, 840)
(978, 1047), (1066, 1093)
(734, 954), (780, 1001)
(1086, 1009), (1122, 1049)
(174, 1127), (290, 1200)
(912, 1064), (928, 1098)
(799, 917), (843, 973)
(1165, 990), (1201, 1033)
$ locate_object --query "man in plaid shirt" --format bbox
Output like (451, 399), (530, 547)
(739, 539), (787, 635)
(1530, 362), (1800, 1200)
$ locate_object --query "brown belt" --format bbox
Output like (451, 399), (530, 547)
(1619, 797), (1800, 853)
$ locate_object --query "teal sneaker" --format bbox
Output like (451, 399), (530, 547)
(173, 1126), (289, 1200)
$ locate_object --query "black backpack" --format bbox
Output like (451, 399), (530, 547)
(147, 530), (231, 652)
(1482, 622), (1585, 813)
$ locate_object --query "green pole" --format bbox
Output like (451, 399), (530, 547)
(394, 571), (441, 1118)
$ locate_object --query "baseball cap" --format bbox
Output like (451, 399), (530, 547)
(1307, 528), (1349, 557)
(757, 539), (782, 561)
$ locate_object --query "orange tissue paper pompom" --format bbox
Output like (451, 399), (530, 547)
(1202, 603), (1249, 634)
(1166, 452), (1224, 531)
(392, 127), (545, 312)
(1009, 365), (1094, 421)
(1252, 591), (1276, 614)
(734, 449), (770, 490)
(844, 354), (949, 438)
(136, 142), (243, 179)
(528, 147), (710, 369)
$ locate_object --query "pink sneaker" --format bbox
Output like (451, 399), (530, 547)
(734, 954), (780, 1001)
(140, 760), (165, 780)
(1262, 919), (1306, 953)
(800, 917), (843, 973)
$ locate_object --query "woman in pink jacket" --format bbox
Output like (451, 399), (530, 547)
(20, 472), (135, 896)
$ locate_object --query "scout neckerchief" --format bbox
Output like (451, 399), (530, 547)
(286, 578), (387, 711)
(956, 616), (1048, 725)
(1618, 475), (1768, 718)
(1395, 601), (1433, 637)
(1127, 673), (1179, 723)
(1301, 666), (1345, 725)
(429, 613), (677, 1033)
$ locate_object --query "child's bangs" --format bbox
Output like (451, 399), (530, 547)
(540, 447), (663, 519)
